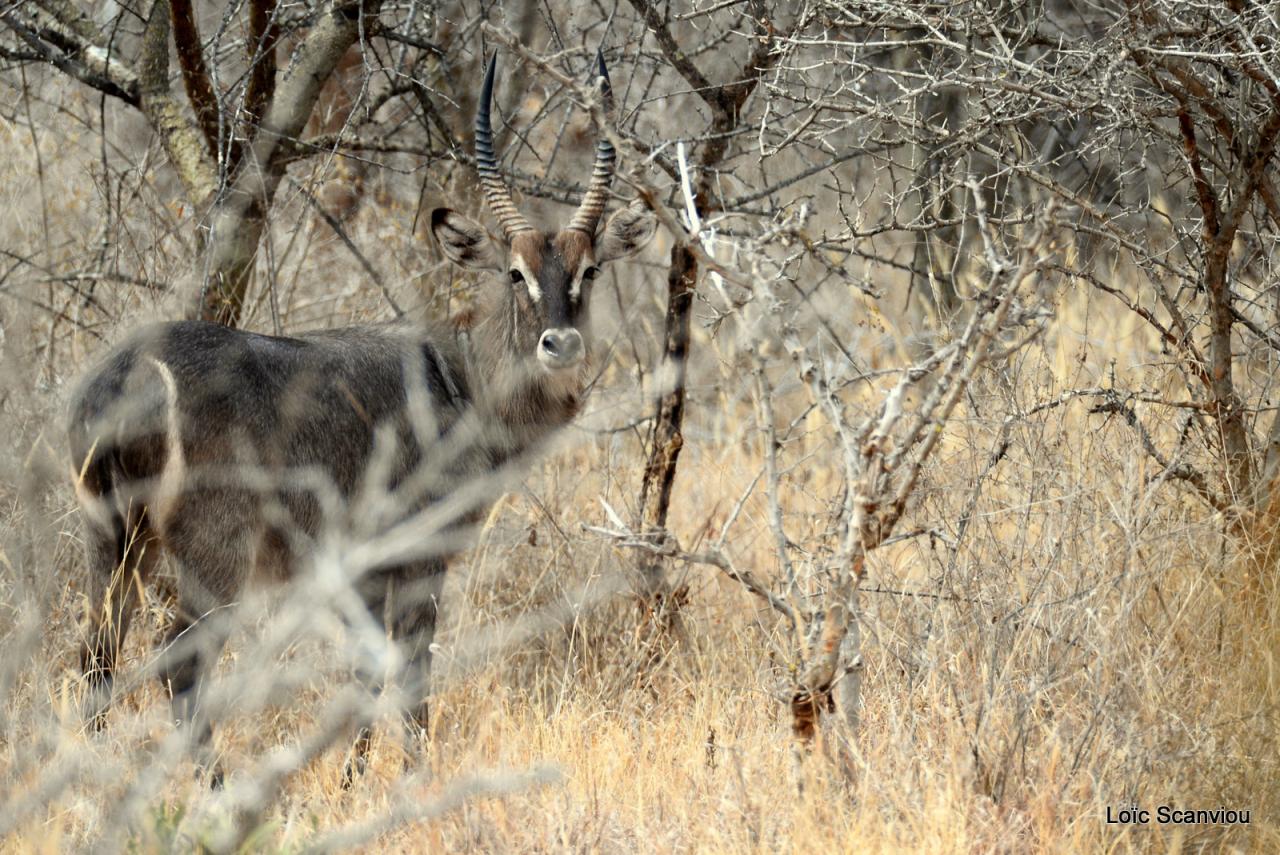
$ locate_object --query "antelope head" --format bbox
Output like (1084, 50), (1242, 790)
(431, 52), (656, 393)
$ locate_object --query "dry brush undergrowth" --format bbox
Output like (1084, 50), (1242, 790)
(0, 70), (1277, 855)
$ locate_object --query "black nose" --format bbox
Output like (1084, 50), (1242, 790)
(539, 329), (583, 365)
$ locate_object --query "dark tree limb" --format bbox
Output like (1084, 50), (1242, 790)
(235, 0), (280, 171)
(623, 0), (716, 104)
(1124, 2), (1280, 509)
(1176, 109), (1219, 241)
(169, 0), (220, 158)
(637, 242), (697, 539)
(627, 0), (797, 604)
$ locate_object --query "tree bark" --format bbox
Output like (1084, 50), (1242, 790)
(169, 0), (220, 158)
(1204, 241), (1254, 505)
(629, 0), (791, 604)
(194, 0), (381, 326)
(638, 244), (696, 554)
(137, 1), (218, 208)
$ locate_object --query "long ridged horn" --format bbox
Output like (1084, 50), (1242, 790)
(476, 54), (534, 240)
(567, 50), (616, 235)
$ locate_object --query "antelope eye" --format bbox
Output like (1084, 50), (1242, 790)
(509, 269), (524, 284)
(582, 266), (600, 282)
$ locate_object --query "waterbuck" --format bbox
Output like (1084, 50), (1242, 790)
(67, 52), (656, 768)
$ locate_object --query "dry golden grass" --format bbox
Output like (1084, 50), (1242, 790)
(0, 115), (1276, 854)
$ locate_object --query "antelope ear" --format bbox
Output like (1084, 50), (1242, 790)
(595, 203), (657, 263)
(431, 208), (503, 270)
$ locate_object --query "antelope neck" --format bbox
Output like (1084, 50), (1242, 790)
(459, 310), (582, 461)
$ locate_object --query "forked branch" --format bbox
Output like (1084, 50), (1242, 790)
(136, 0), (218, 206)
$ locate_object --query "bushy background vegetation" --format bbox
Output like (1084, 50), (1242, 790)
(0, 0), (1277, 851)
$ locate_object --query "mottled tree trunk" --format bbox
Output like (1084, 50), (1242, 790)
(628, 0), (791, 618)
(196, 1), (382, 326)
(133, 0), (382, 328)
(637, 243), (697, 595)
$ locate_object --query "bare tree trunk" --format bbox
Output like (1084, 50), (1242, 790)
(195, 1), (383, 326)
(637, 243), (696, 594)
(1134, 11), (1280, 518)
(136, 0), (218, 208)
(1205, 243), (1254, 505)
(628, 0), (793, 613)
(42, 0), (384, 328)
(833, 596), (863, 732)
(783, 205), (1056, 742)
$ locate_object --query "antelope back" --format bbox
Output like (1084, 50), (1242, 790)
(67, 322), (475, 555)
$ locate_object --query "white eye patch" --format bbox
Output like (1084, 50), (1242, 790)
(569, 258), (596, 302)
(510, 257), (542, 302)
